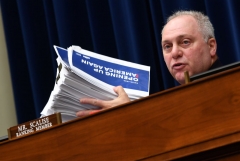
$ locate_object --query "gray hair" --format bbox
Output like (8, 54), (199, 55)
(163, 10), (215, 42)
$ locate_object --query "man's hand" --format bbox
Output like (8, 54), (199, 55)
(76, 86), (130, 117)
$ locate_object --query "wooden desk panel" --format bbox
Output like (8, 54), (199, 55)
(1, 66), (240, 161)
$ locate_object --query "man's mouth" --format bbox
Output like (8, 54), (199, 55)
(172, 63), (185, 70)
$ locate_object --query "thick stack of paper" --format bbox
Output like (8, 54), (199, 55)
(41, 45), (150, 122)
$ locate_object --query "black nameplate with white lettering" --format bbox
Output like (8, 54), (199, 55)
(8, 113), (62, 140)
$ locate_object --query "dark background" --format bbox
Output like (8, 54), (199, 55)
(0, 0), (239, 123)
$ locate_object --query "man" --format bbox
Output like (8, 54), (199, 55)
(76, 10), (221, 117)
(162, 10), (220, 84)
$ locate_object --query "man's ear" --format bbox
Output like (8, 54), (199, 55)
(208, 38), (217, 57)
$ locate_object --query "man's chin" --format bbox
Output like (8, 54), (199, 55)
(174, 75), (185, 85)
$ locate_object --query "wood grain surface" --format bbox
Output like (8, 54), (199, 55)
(1, 66), (240, 161)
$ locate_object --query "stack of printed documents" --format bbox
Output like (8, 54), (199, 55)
(41, 45), (150, 122)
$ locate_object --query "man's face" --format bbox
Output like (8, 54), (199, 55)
(161, 15), (216, 84)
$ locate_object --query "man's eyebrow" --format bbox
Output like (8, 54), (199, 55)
(177, 34), (190, 39)
(161, 40), (170, 44)
(162, 34), (191, 44)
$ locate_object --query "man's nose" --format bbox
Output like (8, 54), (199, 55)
(171, 46), (183, 59)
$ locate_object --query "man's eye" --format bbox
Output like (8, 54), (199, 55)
(182, 40), (190, 45)
(164, 44), (171, 50)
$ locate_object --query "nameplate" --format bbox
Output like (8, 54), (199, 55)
(8, 113), (62, 140)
